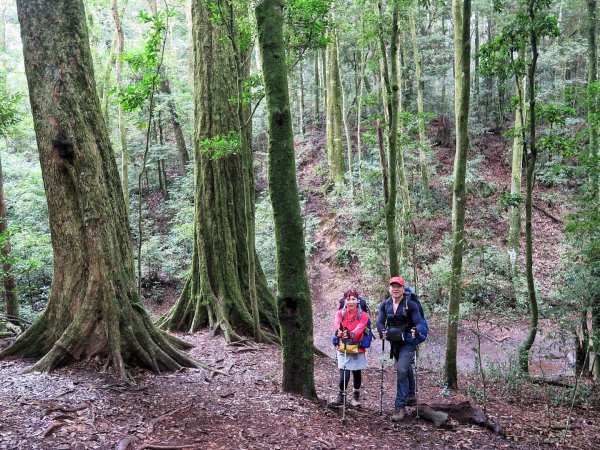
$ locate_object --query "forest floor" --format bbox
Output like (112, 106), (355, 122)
(1, 126), (599, 449)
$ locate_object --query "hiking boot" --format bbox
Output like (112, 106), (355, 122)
(391, 407), (406, 422)
(406, 396), (417, 406)
(350, 389), (361, 408)
(330, 392), (344, 407)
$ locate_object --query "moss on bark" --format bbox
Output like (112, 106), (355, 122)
(156, 0), (278, 344)
(0, 0), (201, 379)
(256, 0), (316, 398)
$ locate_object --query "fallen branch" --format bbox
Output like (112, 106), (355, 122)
(530, 377), (574, 389)
(147, 406), (187, 435)
(533, 203), (562, 223)
(42, 421), (64, 438)
(137, 444), (199, 450)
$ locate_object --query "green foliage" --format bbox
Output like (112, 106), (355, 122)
(199, 131), (241, 160)
(116, 9), (174, 112)
(0, 92), (23, 136)
(284, 0), (332, 61)
(499, 192), (523, 209)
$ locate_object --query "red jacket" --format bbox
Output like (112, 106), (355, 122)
(333, 308), (369, 353)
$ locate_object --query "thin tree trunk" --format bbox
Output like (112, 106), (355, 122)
(0, 151), (17, 320)
(338, 36), (354, 200)
(325, 29), (345, 191)
(314, 51), (320, 121)
(1, 0), (200, 378)
(298, 59), (305, 134)
(444, 0), (472, 390)
(0, 0), (17, 321)
(508, 66), (525, 278)
(378, 0), (400, 277)
(409, 10), (432, 205)
(111, 0), (130, 218)
(519, 0), (540, 374)
(256, 0), (316, 398)
(587, 0), (600, 380)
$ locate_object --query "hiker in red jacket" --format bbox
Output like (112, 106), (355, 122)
(331, 289), (369, 408)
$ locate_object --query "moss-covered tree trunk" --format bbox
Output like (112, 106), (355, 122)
(325, 29), (345, 191)
(519, 0), (540, 374)
(157, 0), (278, 342)
(444, 0), (471, 390)
(587, 0), (600, 380)
(0, 0), (200, 378)
(378, 0), (400, 277)
(256, 0), (316, 398)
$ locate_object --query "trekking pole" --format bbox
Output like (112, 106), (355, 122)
(379, 337), (385, 415)
(326, 340), (337, 410)
(341, 342), (348, 424)
(414, 345), (419, 419)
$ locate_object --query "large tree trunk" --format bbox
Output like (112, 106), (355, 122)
(0, 0), (199, 378)
(256, 0), (316, 398)
(325, 29), (345, 191)
(157, 0), (278, 342)
(586, 0), (600, 380)
(444, 0), (471, 390)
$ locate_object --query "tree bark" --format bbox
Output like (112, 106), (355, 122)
(314, 51), (320, 121)
(256, 0), (316, 398)
(111, 0), (130, 218)
(508, 63), (525, 278)
(325, 28), (345, 191)
(409, 10), (432, 205)
(0, 0), (17, 321)
(587, 0), (600, 380)
(159, 78), (190, 170)
(519, 0), (540, 374)
(444, 0), (471, 390)
(0, 0), (200, 378)
(157, 0), (278, 342)
(378, 0), (400, 277)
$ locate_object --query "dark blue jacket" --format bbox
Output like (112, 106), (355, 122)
(377, 294), (424, 336)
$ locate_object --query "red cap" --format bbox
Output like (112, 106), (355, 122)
(388, 276), (405, 286)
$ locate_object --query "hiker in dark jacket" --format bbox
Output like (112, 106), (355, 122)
(377, 276), (424, 421)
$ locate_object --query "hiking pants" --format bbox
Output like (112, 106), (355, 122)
(395, 343), (416, 408)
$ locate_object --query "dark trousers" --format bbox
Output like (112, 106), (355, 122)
(339, 369), (362, 391)
(395, 343), (416, 408)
